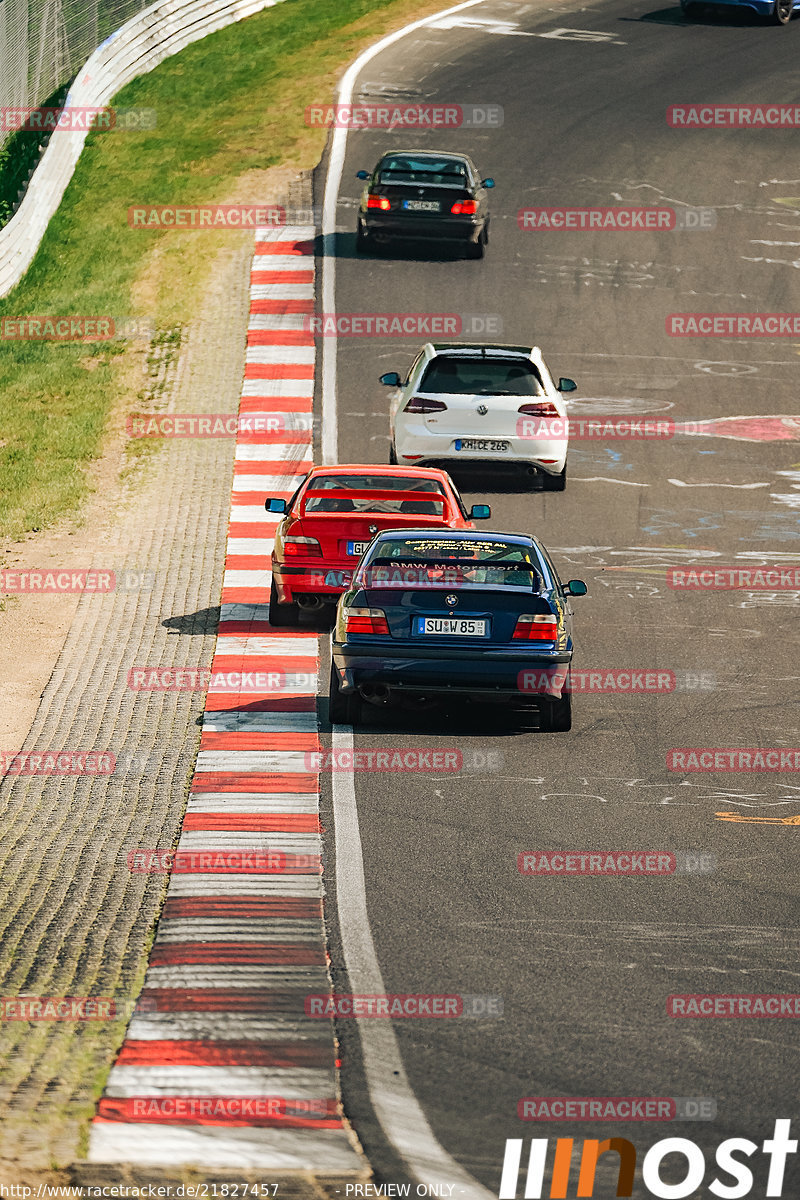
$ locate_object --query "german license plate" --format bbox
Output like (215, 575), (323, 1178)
(403, 199), (440, 212)
(345, 541), (370, 556)
(414, 617), (487, 637)
(455, 438), (509, 452)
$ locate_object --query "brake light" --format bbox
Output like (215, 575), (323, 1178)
(344, 607), (390, 635)
(513, 614), (558, 641)
(451, 200), (478, 215)
(284, 536), (322, 557)
(367, 194), (391, 210)
(517, 402), (561, 417)
(404, 396), (448, 414)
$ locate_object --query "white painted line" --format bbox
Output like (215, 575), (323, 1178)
(195, 750), (313, 772)
(89, 1124), (364, 1171)
(166, 875), (323, 897)
(228, 508), (282, 525)
(143, 966), (329, 989)
(248, 314), (313, 331)
(241, 379), (314, 398)
(235, 441), (310, 461)
(245, 345), (315, 366)
(252, 255), (316, 270)
(221, 568), (270, 588)
(176, 831), (321, 853)
(202, 712), (318, 733)
(126, 1014), (331, 1040)
(215, 635), (317, 655)
(231, 474), (308, 492)
(319, 0), (484, 465)
(105, 1065), (334, 1097)
(186, 794), (320, 813)
(155, 919), (323, 943)
(249, 283), (314, 300)
(332, 723), (495, 1199)
(206, 672), (318, 694)
(255, 225), (315, 240)
(224, 539), (273, 556)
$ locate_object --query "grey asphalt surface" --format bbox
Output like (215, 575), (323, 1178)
(313, 0), (800, 1194)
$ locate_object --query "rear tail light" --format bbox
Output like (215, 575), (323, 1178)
(513, 613), (558, 641)
(517, 402), (561, 417)
(451, 200), (478, 215)
(344, 607), (390, 635)
(284, 536), (322, 557)
(367, 194), (391, 211)
(404, 396), (448, 414)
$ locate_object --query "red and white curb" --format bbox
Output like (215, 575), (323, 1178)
(89, 227), (363, 1171)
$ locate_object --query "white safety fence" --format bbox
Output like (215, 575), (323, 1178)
(0, 0), (285, 296)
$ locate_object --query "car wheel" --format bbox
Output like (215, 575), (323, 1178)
(328, 661), (361, 725)
(540, 690), (572, 732)
(466, 230), (485, 259)
(355, 221), (373, 253)
(774, 0), (792, 22)
(541, 465), (567, 492)
(269, 578), (299, 626)
(389, 442), (398, 464)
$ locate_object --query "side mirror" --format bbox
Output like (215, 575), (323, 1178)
(482, 178), (495, 189)
(469, 504), (491, 520)
(379, 371), (402, 386)
(265, 497), (287, 514)
(356, 170), (369, 180)
(558, 378), (577, 393)
(565, 579), (587, 596)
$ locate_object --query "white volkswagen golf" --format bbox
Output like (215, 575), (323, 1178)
(381, 343), (576, 491)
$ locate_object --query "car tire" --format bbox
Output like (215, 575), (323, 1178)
(541, 464), (567, 492)
(773, 0), (792, 21)
(356, 222), (373, 253)
(466, 230), (486, 259)
(329, 661), (361, 725)
(389, 442), (398, 464)
(540, 689), (572, 732)
(269, 578), (300, 626)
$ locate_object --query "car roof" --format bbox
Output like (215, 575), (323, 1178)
(303, 464), (453, 482)
(429, 342), (533, 356)
(372, 528), (533, 546)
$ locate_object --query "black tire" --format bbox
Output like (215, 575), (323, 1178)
(774, 0), (792, 22)
(541, 464), (567, 492)
(466, 229), (485, 259)
(389, 442), (398, 464)
(355, 221), (372, 253)
(540, 690), (572, 732)
(269, 578), (299, 626)
(329, 661), (361, 725)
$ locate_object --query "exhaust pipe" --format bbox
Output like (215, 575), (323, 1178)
(359, 683), (391, 705)
(297, 595), (325, 610)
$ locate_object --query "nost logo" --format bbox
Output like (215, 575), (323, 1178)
(498, 1119), (797, 1197)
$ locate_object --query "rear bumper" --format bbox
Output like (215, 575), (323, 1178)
(361, 213), (484, 243)
(272, 562), (353, 603)
(394, 423), (567, 475)
(331, 641), (572, 698)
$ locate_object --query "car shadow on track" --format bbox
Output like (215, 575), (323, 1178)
(321, 696), (542, 735)
(313, 231), (474, 263)
(629, 4), (768, 22)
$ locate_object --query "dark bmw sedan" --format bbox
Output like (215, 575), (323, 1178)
(355, 149), (494, 258)
(329, 530), (587, 729)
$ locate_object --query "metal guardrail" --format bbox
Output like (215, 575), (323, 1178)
(0, 0), (285, 296)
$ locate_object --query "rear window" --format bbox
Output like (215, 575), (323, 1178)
(359, 538), (541, 590)
(419, 358), (544, 397)
(377, 157), (469, 186)
(303, 475), (445, 516)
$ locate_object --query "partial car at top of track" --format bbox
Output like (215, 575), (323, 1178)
(267, 465), (490, 625)
(382, 342), (577, 491)
(355, 149), (494, 258)
(329, 529), (587, 728)
(681, 0), (796, 23)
